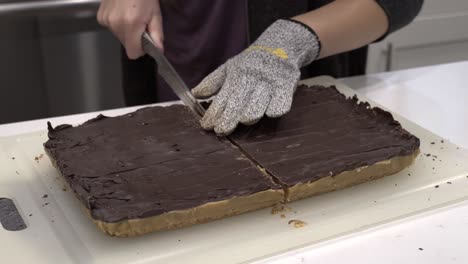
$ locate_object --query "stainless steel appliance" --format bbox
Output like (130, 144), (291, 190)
(0, 0), (124, 124)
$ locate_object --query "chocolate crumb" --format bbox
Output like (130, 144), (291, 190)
(430, 142), (435, 145)
(51, 220), (55, 223)
(408, 173), (411, 176)
(34, 154), (44, 163)
(11, 157), (15, 160)
(432, 167), (435, 170)
(42, 194), (48, 198)
(395, 184), (398, 186)
(441, 140), (444, 143)
(15, 171), (19, 175)
(435, 185), (439, 188)
(447, 182), (452, 184)
(29, 214), (32, 217)
(419, 248), (424, 251)
(456, 147), (460, 150)
(425, 153), (431, 157)
(178, 239), (181, 242)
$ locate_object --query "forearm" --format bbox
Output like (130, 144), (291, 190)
(293, 0), (388, 59)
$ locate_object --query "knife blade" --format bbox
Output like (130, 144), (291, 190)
(141, 32), (205, 117)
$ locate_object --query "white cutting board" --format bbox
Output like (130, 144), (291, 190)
(1, 76), (468, 264)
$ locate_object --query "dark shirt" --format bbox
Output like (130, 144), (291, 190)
(157, 0), (249, 101)
(121, 0), (423, 105)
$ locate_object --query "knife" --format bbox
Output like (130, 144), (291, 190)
(141, 32), (206, 117)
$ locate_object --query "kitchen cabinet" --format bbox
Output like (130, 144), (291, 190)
(367, 0), (468, 73)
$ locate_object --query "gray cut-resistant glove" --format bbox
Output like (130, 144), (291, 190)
(192, 19), (321, 135)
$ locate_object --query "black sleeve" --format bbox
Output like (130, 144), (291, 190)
(375, 0), (424, 39)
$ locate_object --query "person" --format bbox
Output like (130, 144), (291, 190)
(97, 0), (423, 135)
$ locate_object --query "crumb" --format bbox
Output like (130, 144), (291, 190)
(42, 202), (49, 207)
(271, 204), (293, 215)
(419, 248), (424, 251)
(178, 239), (181, 242)
(51, 220), (55, 223)
(62, 187), (67, 192)
(441, 140), (444, 143)
(15, 171), (19, 175)
(432, 155), (438, 158)
(432, 167), (435, 170)
(35, 154), (44, 163)
(447, 182), (452, 184)
(280, 214), (286, 218)
(432, 158), (435, 161)
(439, 160), (442, 162)
(408, 173), (411, 176)
(395, 184), (398, 186)
(425, 153), (431, 157)
(435, 185), (439, 188)
(373, 200), (376, 203)
(288, 220), (307, 228)
(456, 147), (460, 150)
(11, 157), (15, 160)
(42, 194), (48, 198)
(29, 214), (32, 217)
(430, 142), (435, 145)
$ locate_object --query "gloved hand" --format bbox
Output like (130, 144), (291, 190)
(192, 19), (321, 135)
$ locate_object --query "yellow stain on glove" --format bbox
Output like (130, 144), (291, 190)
(246, 45), (288, 59)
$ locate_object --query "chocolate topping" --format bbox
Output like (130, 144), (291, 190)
(44, 85), (420, 224)
(44, 105), (279, 223)
(230, 85), (420, 187)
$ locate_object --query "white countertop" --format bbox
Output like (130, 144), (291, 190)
(1, 61), (468, 263)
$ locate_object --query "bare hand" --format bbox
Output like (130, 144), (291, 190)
(97, 0), (164, 59)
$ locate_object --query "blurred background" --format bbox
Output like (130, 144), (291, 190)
(0, 0), (467, 125)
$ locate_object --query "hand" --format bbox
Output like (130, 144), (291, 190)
(97, 0), (164, 59)
(192, 19), (321, 135)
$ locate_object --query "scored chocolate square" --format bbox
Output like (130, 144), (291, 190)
(44, 105), (282, 236)
(230, 85), (420, 201)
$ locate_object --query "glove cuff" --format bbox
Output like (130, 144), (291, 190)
(253, 19), (321, 67)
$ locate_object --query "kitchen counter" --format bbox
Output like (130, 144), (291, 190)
(1, 61), (467, 263)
